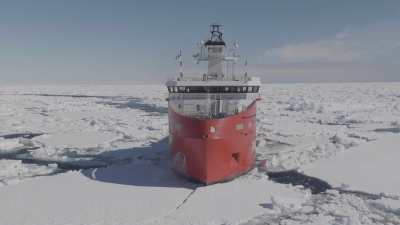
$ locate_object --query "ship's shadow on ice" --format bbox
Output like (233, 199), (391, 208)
(81, 137), (198, 189)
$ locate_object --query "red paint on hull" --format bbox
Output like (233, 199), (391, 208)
(169, 101), (257, 184)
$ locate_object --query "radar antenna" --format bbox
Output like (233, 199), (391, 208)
(175, 49), (184, 80)
(210, 23), (223, 42)
(244, 59), (248, 79)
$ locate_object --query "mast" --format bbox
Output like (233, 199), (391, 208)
(175, 49), (184, 80)
(193, 23), (240, 81)
(204, 23), (225, 80)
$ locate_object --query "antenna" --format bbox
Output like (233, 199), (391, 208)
(244, 59), (248, 79)
(175, 49), (184, 79)
(192, 40), (208, 64)
(210, 23), (223, 42)
(231, 41), (239, 58)
(225, 41), (240, 80)
(193, 42), (202, 64)
(233, 41), (239, 49)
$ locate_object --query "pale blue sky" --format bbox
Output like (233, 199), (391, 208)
(1, 0), (399, 84)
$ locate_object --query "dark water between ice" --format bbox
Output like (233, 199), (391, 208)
(267, 170), (332, 194)
(0, 132), (384, 200)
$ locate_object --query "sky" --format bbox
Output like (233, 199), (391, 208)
(0, 0), (399, 84)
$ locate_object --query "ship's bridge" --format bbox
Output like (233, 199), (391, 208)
(167, 78), (261, 119)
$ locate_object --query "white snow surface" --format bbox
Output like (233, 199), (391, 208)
(303, 134), (400, 195)
(0, 168), (308, 225)
(0, 83), (399, 224)
(0, 159), (58, 186)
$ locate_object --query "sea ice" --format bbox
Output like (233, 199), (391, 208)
(0, 83), (399, 224)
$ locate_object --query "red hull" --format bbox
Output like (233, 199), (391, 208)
(168, 101), (257, 184)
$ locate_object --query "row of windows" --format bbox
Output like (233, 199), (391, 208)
(209, 47), (223, 53)
(167, 86), (260, 93)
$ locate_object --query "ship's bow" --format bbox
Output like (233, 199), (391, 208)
(169, 102), (257, 184)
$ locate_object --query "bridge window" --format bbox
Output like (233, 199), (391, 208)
(168, 86), (259, 93)
(209, 47), (222, 53)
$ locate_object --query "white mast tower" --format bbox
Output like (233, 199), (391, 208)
(193, 23), (239, 81)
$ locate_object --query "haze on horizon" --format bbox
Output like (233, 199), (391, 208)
(1, 0), (399, 84)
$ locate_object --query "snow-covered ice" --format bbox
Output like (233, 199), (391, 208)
(0, 83), (399, 224)
(0, 138), (24, 151)
(304, 134), (400, 195)
(0, 159), (58, 186)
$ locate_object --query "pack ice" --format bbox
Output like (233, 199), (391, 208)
(0, 83), (399, 225)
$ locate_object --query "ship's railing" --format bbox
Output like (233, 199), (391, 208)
(168, 93), (248, 100)
(174, 73), (251, 82)
(168, 93), (258, 119)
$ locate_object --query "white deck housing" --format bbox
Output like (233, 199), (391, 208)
(166, 24), (261, 119)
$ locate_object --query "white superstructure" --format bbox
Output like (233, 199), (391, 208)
(166, 24), (261, 119)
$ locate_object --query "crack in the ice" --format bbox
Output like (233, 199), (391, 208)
(175, 188), (197, 210)
(0, 179), (7, 186)
(0, 147), (39, 157)
(256, 138), (293, 150)
(97, 99), (168, 115)
(138, 187), (198, 225)
(19, 93), (115, 99)
(1, 151), (108, 170)
(306, 119), (363, 129)
(373, 127), (400, 134)
(0, 133), (44, 139)
(11, 93), (167, 115)
(335, 188), (384, 200)
(347, 133), (376, 142)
